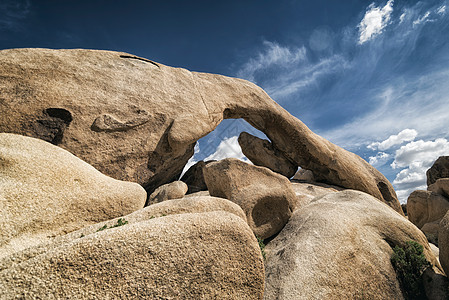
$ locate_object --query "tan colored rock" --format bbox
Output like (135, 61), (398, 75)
(292, 168), (315, 181)
(0, 133), (146, 259)
(428, 178), (449, 198)
(204, 158), (297, 239)
(439, 211), (449, 275)
(0, 48), (400, 212)
(180, 160), (214, 194)
(238, 132), (297, 178)
(147, 180), (188, 205)
(183, 190), (211, 198)
(0, 195), (248, 272)
(264, 190), (442, 300)
(427, 156), (449, 186)
(0, 211), (264, 299)
(290, 181), (342, 208)
(407, 190), (449, 228)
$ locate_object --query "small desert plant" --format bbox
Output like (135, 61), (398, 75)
(256, 235), (266, 260)
(391, 240), (431, 299)
(97, 218), (128, 232)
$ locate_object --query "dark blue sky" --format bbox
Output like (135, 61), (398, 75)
(1, 0), (449, 202)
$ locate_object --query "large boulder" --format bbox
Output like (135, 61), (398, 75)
(407, 190), (449, 245)
(0, 211), (265, 299)
(264, 190), (442, 300)
(427, 156), (449, 186)
(238, 131), (297, 178)
(428, 178), (449, 199)
(439, 211), (449, 275)
(0, 133), (146, 258)
(147, 180), (188, 205)
(203, 158), (297, 239)
(0, 48), (401, 213)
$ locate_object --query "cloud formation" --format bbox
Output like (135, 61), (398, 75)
(368, 129), (417, 151)
(358, 0), (394, 44)
(204, 136), (248, 162)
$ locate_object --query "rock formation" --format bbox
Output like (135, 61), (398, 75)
(439, 211), (449, 276)
(408, 158), (449, 244)
(147, 180), (188, 205)
(180, 160), (214, 194)
(203, 158), (297, 239)
(264, 190), (442, 300)
(427, 156), (449, 186)
(0, 133), (146, 258)
(0, 211), (264, 299)
(238, 131), (297, 178)
(0, 48), (401, 213)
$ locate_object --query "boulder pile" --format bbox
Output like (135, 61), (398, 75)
(0, 48), (446, 299)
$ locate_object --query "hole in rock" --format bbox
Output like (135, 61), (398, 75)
(44, 108), (73, 125)
(179, 118), (269, 178)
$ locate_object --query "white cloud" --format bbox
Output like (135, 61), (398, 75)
(368, 129), (417, 151)
(204, 136), (248, 162)
(368, 152), (390, 166)
(390, 138), (449, 203)
(436, 5), (446, 15)
(399, 12), (407, 24)
(413, 11), (432, 26)
(358, 0), (394, 44)
(237, 41), (306, 81)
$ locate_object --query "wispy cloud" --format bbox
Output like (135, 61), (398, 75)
(437, 5), (446, 15)
(0, 0), (30, 31)
(204, 136), (248, 162)
(358, 0), (394, 44)
(413, 11), (432, 26)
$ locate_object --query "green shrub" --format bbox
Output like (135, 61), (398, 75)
(391, 240), (431, 299)
(96, 218), (128, 232)
(256, 235), (266, 260)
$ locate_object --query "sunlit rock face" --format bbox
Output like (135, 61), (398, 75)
(0, 48), (401, 214)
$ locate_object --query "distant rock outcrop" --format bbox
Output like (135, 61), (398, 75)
(0, 48), (401, 213)
(427, 156), (449, 186)
(264, 190), (442, 300)
(238, 131), (297, 178)
(0, 133), (146, 259)
(203, 158), (297, 239)
(408, 157), (449, 244)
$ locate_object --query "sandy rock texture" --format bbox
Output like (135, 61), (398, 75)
(439, 211), (449, 275)
(0, 133), (146, 259)
(238, 131), (297, 178)
(0, 48), (401, 213)
(264, 190), (442, 300)
(0, 211), (264, 299)
(204, 158), (297, 239)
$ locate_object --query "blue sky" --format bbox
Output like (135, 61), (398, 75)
(1, 0), (449, 202)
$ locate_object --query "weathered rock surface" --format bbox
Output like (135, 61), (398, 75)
(238, 132), (297, 178)
(0, 211), (264, 299)
(147, 180), (188, 205)
(264, 190), (442, 300)
(439, 211), (449, 275)
(427, 156), (449, 186)
(0, 48), (401, 213)
(429, 178), (449, 199)
(180, 160), (214, 194)
(0, 195), (248, 272)
(204, 158), (297, 239)
(290, 180), (342, 207)
(292, 168), (315, 181)
(408, 190), (449, 228)
(0, 133), (146, 258)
